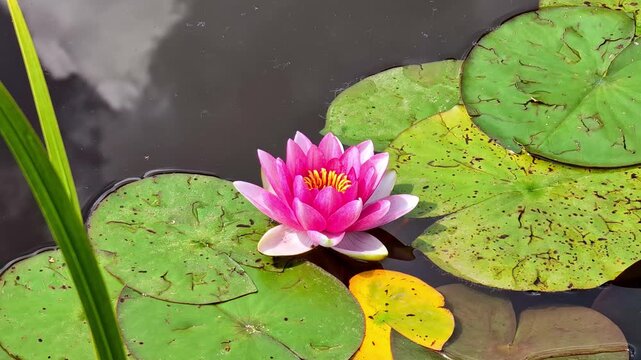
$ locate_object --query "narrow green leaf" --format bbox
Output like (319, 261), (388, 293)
(6, 0), (81, 218)
(0, 83), (126, 360)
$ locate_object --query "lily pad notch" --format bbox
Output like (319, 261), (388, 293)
(117, 262), (365, 360)
(324, 60), (462, 151)
(462, 6), (641, 167)
(87, 173), (278, 304)
(387, 106), (641, 291)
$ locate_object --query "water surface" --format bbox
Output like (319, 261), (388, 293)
(4, 0), (638, 358)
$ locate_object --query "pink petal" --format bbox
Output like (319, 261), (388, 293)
(332, 232), (388, 261)
(325, 158), (343, 173)
(294, 131), (313, 154)
(356, 140), (374, 164)
(377, 194), (419, 225)
(306, 145), (325, 170)
(257, 149), (277, 181)
(259, 156), (293, 205)
(319, 132), (344, 159)
(313, 187), (342, 217)
(307, 231), (345, 247)
(348, 199), (391, 232)
(364, 152), (389, 181)
(233, 181), (301, 230)
(286, 139), (308, 176)
(257, 225), (315, 256)
(340, 146), (361, 176)
(258, 150), (293, 203)
(293, 175), (314, 204)
(293, 198), (327, 231)
(275, 158), (294, 202)
(358, 166), (377, 201)
(326, 199), (363, 233)
(260, 169), (274, 194)
(359, 153), (389, 202)
(341, 169), (359, 203)
(365, 170), (397, 206)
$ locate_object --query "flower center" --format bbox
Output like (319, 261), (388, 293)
(303, 168), (352, 193)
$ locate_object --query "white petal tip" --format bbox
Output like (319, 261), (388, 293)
(339, 248), (388, 261)
(257, 225), (315, 257)
(331, 232), (388, 262)
(232, 181), (251, 192)
(258, 247), (314, 257)
(407, 195), (420, 209)
(308, 231), (345, 248)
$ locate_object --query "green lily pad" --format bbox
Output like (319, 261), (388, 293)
(0, 250), (124, 359)
(387, 106), (641, 291)
(87, 173), (276, 304)
(437, 284), (629, 360)
(117, 262), (364, 360)
(324, 60), (462, 151)
(540, 0), (641, 35)
(0, 349), (12, 359)
(462, 7), (641, 167)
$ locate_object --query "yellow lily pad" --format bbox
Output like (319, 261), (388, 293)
(349, 270), (454, 360)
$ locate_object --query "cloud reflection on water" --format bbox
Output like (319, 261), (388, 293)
(1, 0), (186, 110)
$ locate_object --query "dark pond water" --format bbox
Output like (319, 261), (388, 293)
(1, 0), (640, 358)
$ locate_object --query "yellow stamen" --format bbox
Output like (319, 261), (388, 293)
(303, 168), (352, 192)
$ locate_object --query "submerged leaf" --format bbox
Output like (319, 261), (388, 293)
(593, 286), (641, 350)
(349, 270), (454, 360)
(0, 250), (124, 359)
(87, 173), (276, 304)
(300, 247), (383, 285)
(462, 7), (641, 167)
(324, 60), (462, 151)
(390, 330), (445, 360)
(387, 105), (641, 291)
(540, 0), (641, 35)
(117, 262), (364, 360)
(437, 284), (628, 360)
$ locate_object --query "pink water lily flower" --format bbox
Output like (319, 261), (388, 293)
(233, 132), (418, 261)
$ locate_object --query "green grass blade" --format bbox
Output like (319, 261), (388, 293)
(0, 83), (126, 360)
(6, 0), (81, 219)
